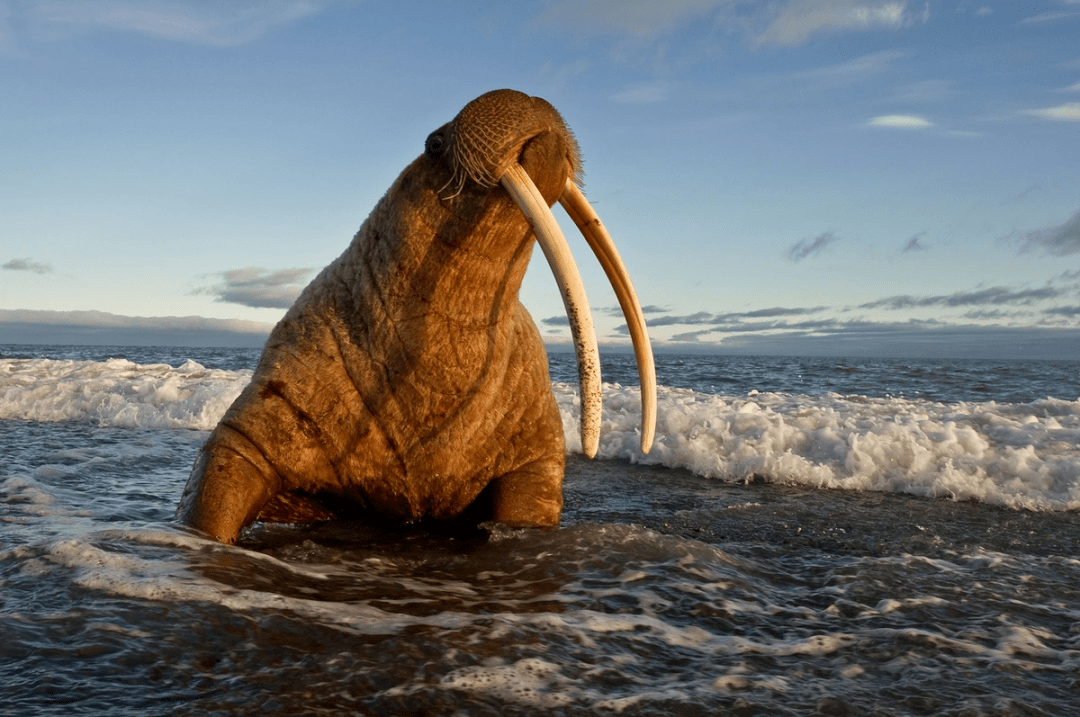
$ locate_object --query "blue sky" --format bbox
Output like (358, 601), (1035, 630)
(2, 0), (1079, 358)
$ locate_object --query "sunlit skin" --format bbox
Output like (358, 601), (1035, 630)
(177, 90), (652, 544)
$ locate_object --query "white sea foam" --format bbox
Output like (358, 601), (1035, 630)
(0, 357), (248, 430)
(3, 358), (1078, 511)
(555, 383), (1080, 512)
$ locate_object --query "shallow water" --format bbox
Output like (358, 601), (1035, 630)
(2, 346), (1080, 715)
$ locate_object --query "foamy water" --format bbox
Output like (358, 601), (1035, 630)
(4, 356), (1078, 511)
(564, 384), (1080, 511)
(0, 357), (247, 429)
(3, 348), (1080, 715)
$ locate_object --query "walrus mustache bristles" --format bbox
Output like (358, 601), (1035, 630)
(438, 123), (505, 199)
(436, 140), (495, 200)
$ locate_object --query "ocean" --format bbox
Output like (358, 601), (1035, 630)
(2, 343), (1079, 716)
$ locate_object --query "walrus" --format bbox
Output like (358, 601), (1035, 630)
(177, 89), (656, 544)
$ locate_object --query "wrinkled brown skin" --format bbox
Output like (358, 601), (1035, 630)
(177, 90), (578, 544)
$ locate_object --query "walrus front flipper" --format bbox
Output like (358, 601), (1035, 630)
(489, 456), (564, 529)
(177, 427), (282, 544)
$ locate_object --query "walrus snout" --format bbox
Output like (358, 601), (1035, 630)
(441, 89), (580, 194)
(515, 131), (576, 204)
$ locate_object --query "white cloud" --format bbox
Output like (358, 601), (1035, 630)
(771, 49), (907, 97)
(610, 81), (672, 103)
(756, 0), (917, 46)
(17, 0), (337, 46)
(955, 2), (992, 17)
(538, 0), (926, 46)
(887, 79), (953, 103)
(1022, 102), (1080, 122)
(1019, 4), (1080, 24)
(797, 49), (905, 85)
(538, 0), (735, 38)
(867, 114), (934, 129)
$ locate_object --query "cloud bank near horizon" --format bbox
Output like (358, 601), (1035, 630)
(4, 306), (1080, 359)
(0, 309), (275, 348)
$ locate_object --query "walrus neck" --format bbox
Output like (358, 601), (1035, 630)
(329, 191), (536, 349)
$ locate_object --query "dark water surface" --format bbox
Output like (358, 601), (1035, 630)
(2, 346), (1080, 715)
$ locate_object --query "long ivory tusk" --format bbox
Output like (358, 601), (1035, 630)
(559, 179), (657, 454)
(500, 163), (602, 459)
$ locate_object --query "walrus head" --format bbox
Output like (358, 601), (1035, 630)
(421, 89), (656, 456)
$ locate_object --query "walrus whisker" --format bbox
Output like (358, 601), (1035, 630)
(436, 172), (465, 200)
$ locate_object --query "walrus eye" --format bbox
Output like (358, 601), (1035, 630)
(425, 132), (444, 158)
